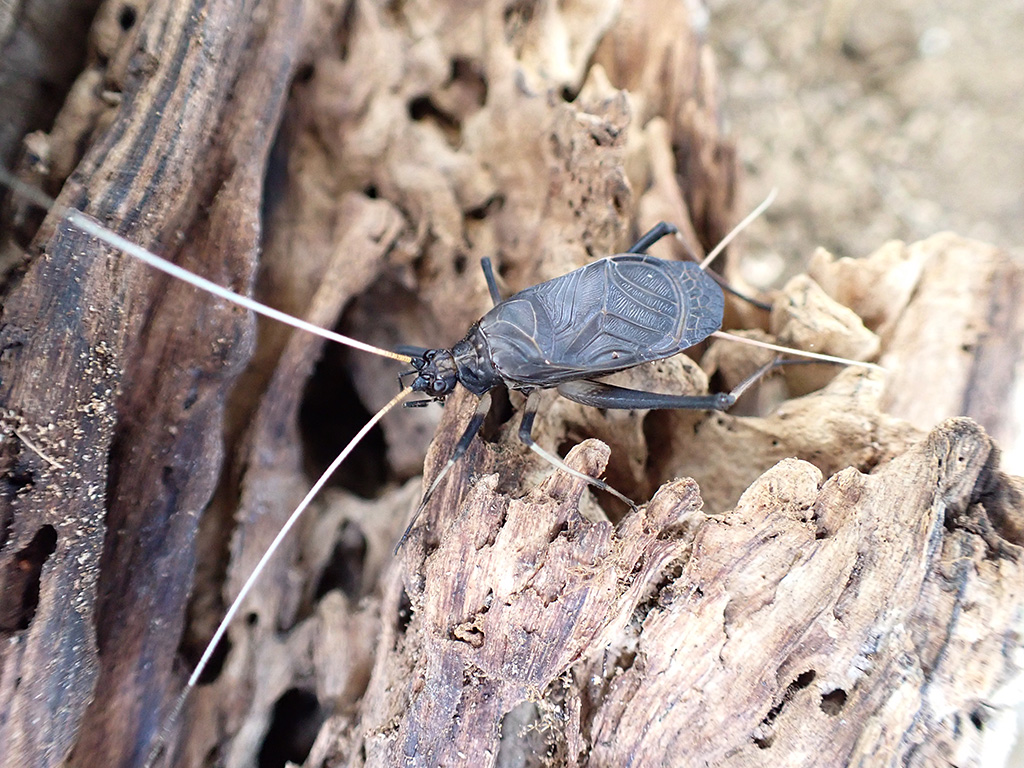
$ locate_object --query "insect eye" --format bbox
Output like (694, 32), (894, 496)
(433, 380), (446, 394)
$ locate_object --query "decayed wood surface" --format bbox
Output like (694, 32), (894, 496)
(0, 2), (1022, 768)
(0, 0), (301, 765)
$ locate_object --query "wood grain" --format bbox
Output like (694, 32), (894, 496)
(0, 1), (1020, 767)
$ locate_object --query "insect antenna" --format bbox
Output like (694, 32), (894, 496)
(0, 166), (415, 763)
(144, 385), (412, 768)
(710, 332), (884, 370)
(0, 167), (412, 364)
(683, 186), (883, 373)
(699, 187), (778, 272)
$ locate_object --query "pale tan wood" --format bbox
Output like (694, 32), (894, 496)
(0, 1), (1020, 768)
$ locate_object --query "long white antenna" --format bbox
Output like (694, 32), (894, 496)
(713, 330), (884, 371)
(0, 167), (411, 363)
(145, 385), (412, 767)
(0, 165), (417, 764)
(692, 186), (880, 372)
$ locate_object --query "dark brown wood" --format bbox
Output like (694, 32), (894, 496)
(1, 1), (1021, 768)
(0, 0), (301, 765)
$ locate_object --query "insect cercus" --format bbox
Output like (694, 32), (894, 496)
(0, 169), (876, 765)
(394, 219), (800, 549)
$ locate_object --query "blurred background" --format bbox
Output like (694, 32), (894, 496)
(709, 0), (1022, 272)
(707, 2), (1024, 762)
(707, 0), (1024, 478)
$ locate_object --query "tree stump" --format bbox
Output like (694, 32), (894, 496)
(0, 1), (1021, 768)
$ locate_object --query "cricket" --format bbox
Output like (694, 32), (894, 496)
(3, 0), (1019, 764)
(0, 166), (882, 766)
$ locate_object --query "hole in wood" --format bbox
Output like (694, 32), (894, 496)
(407, 95), (460, 135)
(395, 587), (413, 635)
(5, 464), (34, 493)
(472, 387), (512, 448)
(755, 669), (818, 746)
(314, 521), (367, 600)
(118, 4), (137, 30)
(299, 343), (388, 498)
(257, 687), (325, 768)
(187, 632), (232, 686)
(464, 193), (503, 221)
(449, 57), (487, 109)
(753, 734), (773, 749)
(0, 524), (57, 630)
(789, 670), (816, 691)
(820, 688), (848, 716)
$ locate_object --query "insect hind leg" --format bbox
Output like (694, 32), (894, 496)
(557, 357), (806, 413)
(518, 391), (638, 511)
(698, 267), (772, 311)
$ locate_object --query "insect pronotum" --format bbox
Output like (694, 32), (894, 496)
(0, 168), (881, 764)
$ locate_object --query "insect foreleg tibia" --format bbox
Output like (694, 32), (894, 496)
(626, 221), (679, 254)
(518, 390), (639, 511)
(396, 391), (494, 552)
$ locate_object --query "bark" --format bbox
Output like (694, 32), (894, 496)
(0, 0), (301, 765)
(0, 1), (1021, 768)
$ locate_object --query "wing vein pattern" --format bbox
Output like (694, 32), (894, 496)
(479, 255), (724, 386)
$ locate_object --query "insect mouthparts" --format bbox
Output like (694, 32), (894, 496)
(410, 348), (459, 398)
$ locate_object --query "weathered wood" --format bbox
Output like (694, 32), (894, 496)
(178, 2), (745, 765)
(0, 0), (301, 765)
(336, 417), (1021, 767)
(0, 1), (1021, 768)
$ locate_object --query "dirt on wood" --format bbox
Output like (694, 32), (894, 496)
(0, 1), (1021, 768)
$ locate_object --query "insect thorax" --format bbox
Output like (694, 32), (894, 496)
(412, 324), (503, 398)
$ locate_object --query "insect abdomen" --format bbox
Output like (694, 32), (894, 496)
(479, 255), (723, 386)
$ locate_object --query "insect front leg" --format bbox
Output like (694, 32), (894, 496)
(396, 391), (493, 552)
(627, 221), (679, 253)
(627, 220), (771, 310)
(517, 390), (638, 510)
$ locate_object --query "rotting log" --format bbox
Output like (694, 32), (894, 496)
(0, 0), (302, 766)
(0, 1), (1021, 768)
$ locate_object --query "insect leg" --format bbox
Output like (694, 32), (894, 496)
(556, 357), (792, 412)
(480, 257), (503, 306)
(518, 391), (639, 510)
(627, 219), (771, 310)
(626, 221), (679, 253)
(697, 266), (773, 311)
(395, 391), (493, 552)
(396, 344), (430, 357)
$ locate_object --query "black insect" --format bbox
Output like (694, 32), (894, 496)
(396, 222), (784, 549)
(0, 172), (867, 766)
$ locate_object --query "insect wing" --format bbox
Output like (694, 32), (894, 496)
(479, 255), (723, 386)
